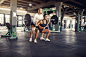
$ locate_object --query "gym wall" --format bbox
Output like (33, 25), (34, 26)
(0, 9), (35, 16)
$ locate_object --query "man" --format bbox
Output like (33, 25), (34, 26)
(29, 8), (45, 42)
(34, 14), (50, 43)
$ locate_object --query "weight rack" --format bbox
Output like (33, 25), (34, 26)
(42, 8), (60, 33)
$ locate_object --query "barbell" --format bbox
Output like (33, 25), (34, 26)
(50, 15), (58, 25)
(24, 14), (31, 26)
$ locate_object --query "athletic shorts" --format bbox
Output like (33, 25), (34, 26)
(36, 26), (49, 33)
(31, 22), (35, 27)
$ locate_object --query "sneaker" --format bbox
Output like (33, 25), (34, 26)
(34, 39), (37, 43)
(40, 37), (45, 40)
(29, 38), (32, 42)
(45, 38), (50, 41)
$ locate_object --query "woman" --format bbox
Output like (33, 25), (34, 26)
(34, 14), (50, 43)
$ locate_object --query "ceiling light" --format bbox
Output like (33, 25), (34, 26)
(64, 5), (69, 8)
(20, 8), (23, 9)
(74, 7), (76, 9)
(64, 17), (68, 18)
(29, 3), (32, 6)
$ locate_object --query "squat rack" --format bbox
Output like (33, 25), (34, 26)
(42, 8), (60, 33)
(76, 14), (86, 31)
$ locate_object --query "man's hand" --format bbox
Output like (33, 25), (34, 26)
(35, 19), (38, 26)
(43, 27), (45, 29)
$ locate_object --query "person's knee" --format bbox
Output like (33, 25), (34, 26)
(30, 29), (33, 32)
(30, 28), (34, 33)
(48, 30), (51, 33)
(31, 27), (34, 31)
(30, 30), (33, 34)
(36, 29), (39, 33)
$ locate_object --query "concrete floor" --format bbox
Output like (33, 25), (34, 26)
(0, 29), (86, 57)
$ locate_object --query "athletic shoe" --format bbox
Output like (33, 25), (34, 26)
(40, 37), (45, 40)
(29, 38), (32, 42)
(34, 39), (37, 43)
(45, 38), (50, 41)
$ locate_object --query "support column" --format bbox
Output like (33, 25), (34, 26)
(10, 0), (17, 39)
(70, 20), (72, 29)
(61, 5), (65, 27)
(75, 10), (81, 32)
(75, 9), (84, 32)
(64, 20), (66, 28)
(4, 14), (5, 26)
(10, 0), (17, 25)
(80, 9), (84, 31)
(75, 14), (79, 31)
(55, 2), (63, 31)
(77, 14), (80, 32)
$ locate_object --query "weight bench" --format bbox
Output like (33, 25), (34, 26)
(1, 23), (12, 37)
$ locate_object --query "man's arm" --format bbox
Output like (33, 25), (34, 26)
(35, 20), (41, 27)
(35, 20), (45, 29)
(38, 25), (45, 29)
(33, 14), (36, 24)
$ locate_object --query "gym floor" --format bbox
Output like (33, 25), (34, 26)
(0, 29), (86, 57)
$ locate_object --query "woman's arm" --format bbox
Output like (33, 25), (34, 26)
(47, 18), (50, 26)
(38, 25), (45, 29)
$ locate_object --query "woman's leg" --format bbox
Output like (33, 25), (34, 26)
(41, 33), (44, 37)
(46, 30), (50, 39)
(29, 25), (34, 42)
(40, 33), (45, 40)
(40, 27), (49, 40)
(41, 29), (50, 41)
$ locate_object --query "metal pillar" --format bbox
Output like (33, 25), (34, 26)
(80, 9), (84, 31)
(10, 0), (17, 25)
(10, 0), (17, 39)
(55, 2), (63, 31)
(4, 14), (5, 26)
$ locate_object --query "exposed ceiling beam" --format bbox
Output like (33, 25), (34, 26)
(18, 0), (40, 4)
(63, 3), (80, 9)
(3, 0), (40, 4)
(33, 0), (45, 3)
(27, 1), (56, 11)
(2, 2), (36, 6)
(1, 3), (31, 8)
(3, 1), (36, 6)
(18, 2), (36, 6)
(27, 10), (37, 13)
(0, 0), (7, 4)
(65, 14), (76, 17)
(65, 10), (74, 13)
(66, 12), (74, 14)
(70, 0), (84, 6)
(0, 4), (9, 7)
(1, 4), (27, 9)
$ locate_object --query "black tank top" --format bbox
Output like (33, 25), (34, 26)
(39, 20), (47, 28)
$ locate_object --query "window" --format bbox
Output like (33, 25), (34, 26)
(5, 14), (10, 23)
